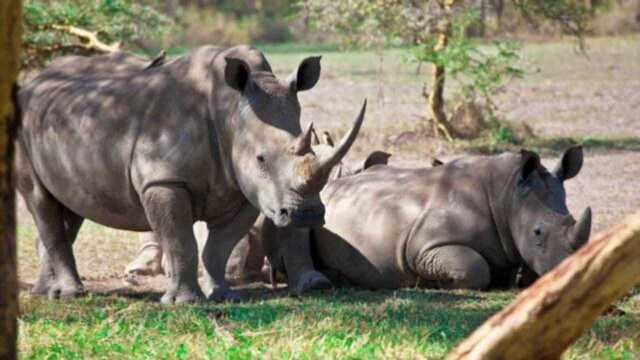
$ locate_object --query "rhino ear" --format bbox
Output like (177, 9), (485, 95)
(553, 146), (583, 181)
(520, 149), (540, 181)
(322, 131), (335, 147)
(289, 56), (321, 92)
(225, 57), (251, 92)
(362, 151), (392, 170)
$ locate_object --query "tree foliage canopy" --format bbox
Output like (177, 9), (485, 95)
(23, 0), (173, 68)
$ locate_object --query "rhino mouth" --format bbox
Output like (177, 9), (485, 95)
(290, 205), (325, 227)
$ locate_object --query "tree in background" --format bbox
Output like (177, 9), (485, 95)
(22, 0), (173, 68)
(0, 1), (21, 359)
(302, 0), (590, 141)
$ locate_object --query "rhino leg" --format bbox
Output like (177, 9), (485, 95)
(32, 210), (84, 297)
(16, 143), (86, 299)
(263, 220), (331, 295)
(201, 204), (259, 302)
(125, 232), (165, 278)
(142, 186), (204, 304)
(29, 196), (85, 299)
(415, 245), (490, 290)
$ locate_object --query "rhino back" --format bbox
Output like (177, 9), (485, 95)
(19, 47), (224, 230)
(313, 159), (517, 288)
(404, 158), (515, 274)
(312, 167), (434, 288)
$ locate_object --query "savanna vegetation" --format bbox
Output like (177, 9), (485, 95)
(11, 0), (640, 359)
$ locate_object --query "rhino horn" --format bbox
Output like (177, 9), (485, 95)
(313, 99), (366, 175)
(571, 207), (592, 249)
(291, 122), (314, 156)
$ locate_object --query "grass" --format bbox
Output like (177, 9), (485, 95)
(18, 289), (640, 359)
(461, 134), (640, 156)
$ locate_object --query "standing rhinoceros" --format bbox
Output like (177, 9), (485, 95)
(263, 147), (592, 290)
(124, 130), (390, 292)
(15, 45), (366, 303)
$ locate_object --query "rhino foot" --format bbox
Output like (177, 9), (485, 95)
(125, 243), (165, 277)
(293, 271), (332, 296)
(161, 286), (205, 305)
(31, 279), (86, 300)
(30, 277), (53, 297)
(208, 287), (245, 303)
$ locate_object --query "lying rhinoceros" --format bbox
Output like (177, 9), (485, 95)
(16, 45), (366, 303)
(124, 130), (390, 293)
(263, 146), (592, 290)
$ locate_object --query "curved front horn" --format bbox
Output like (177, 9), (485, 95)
(571, 207), (592, 249)
(314, 99), (366, 175)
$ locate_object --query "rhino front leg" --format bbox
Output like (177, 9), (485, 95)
(415, 245), (491, 290)
(142, 186), (204, 304)
(262, 220), (331, 295)
(201, 204), (259, 302)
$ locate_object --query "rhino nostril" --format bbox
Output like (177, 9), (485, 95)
(279, 208), (289, 217)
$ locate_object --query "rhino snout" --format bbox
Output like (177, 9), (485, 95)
(290, 204), (325, 227)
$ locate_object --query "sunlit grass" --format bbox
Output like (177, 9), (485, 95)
(18, 288), (640, 359)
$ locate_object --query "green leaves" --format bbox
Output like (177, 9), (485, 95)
(411, 10), (523, 105)
(22, 0), (174, 68)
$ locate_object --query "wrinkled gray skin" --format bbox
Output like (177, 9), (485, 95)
(125, 222), (270, 289)
(265, 147), (592, 290)
(124, 130), (388, 294)
(16, 46), (366, 303)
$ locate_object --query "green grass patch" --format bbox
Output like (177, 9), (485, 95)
(461, 135), (640, 156)
(19, 288), (640, 359)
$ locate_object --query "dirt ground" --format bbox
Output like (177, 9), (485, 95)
(16, 36), (640, 295)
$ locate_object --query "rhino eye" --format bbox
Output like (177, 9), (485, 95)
(534, 226), (545, 247)
(256, 155), (265, 163)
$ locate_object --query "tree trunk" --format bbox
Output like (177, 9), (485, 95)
(448, 210), (640, 360)
(428, 0), (456, 141)
(0, 1), (22, 359)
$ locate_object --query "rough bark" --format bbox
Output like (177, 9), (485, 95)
(448, 210), (640, 360)
(0, 2), (21, 359)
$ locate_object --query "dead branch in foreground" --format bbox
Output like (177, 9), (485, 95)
(448, 210), (640, 360)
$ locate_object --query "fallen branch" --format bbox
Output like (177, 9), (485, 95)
(50, 25), (121, 53)
(448, 210), (640, 360)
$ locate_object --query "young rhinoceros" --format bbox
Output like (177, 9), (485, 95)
(264, 147), (592, 290)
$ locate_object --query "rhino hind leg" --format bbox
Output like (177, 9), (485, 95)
(125, 232), (165, 278)
(415, 245), (490, 290)
(142, 186), (204, 304)
(32, 209), (85, 298)
(16, 146), (86, 299)
(28, 192), (86, 299)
